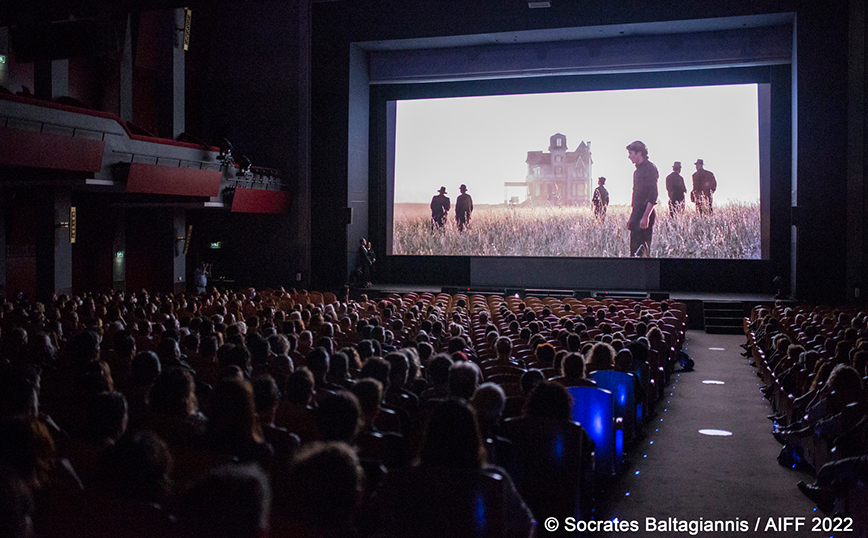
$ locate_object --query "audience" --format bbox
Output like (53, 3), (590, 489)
(0, 287), (699, 536)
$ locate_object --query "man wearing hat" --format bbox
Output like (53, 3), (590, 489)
(592, 177), (609, 219)
(430, 186), (451, 229)
(691, 159), (717, 215)
(665, 161), (687, 217)
(455, 184), (474, 232)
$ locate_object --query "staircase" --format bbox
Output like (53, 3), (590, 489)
(703, 301), (745, 334)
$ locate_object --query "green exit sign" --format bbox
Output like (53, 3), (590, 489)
(0, 56), (6, 64)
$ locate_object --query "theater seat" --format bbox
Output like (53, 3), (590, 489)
(587, 370), (637, 442)
(566, 386), (624, 476)
(503, 416), (592, 522)
(373, 465), (535, 538)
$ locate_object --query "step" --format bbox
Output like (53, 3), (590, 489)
(705, 325), (744, 334)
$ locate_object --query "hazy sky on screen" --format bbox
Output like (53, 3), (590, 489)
(393, 84), (760, 206)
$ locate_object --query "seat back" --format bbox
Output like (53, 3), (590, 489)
(566, 386), (621, 476)
(588, 370), (637, 442)
(503, 416), (589, 521)
(380, 467), (521, 538)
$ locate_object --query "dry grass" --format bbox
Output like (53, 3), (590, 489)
(392, 202), (761, 258)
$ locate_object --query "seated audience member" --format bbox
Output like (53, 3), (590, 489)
(383, 352), (419, 413)
(551, 352), (597, 388)
(274, 442), (363, 538)
(504, 381), (593, 523)
(146, 368), (208, 447)
(371, 399), (535, 538)
(326, 351), (355, 390)
(798, 454), (868, 514)
(0, 416), (84, 535)
(0, 466), (33, 538)
(449, 361), (482, 400)
(80, 431), (175, 538)
(252, 376), (301, 468)
(177, 463), (271, 538)
(585, 342), (616, 374)
(201, 378), (274, 466)
(493, 336), (521, 367)
(472, 383), (513, 469)
(520, 369), (545, 397)
(315, 391), (362, 444)
(419, 354), (453, 405)
(275, 367), (318, 443)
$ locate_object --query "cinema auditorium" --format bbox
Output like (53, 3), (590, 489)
(0, 1), (865, 537)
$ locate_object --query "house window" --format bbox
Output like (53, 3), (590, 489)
(534, 167), (540, 177)
(556, 166), (562, 175)
(556, 138), (562, 147)
(555, 155), (562, 162)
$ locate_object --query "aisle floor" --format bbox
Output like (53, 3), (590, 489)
(593, 331), (822, 538)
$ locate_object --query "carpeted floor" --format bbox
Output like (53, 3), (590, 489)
(592, 330), (822, 538)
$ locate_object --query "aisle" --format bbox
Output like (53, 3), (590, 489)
(594, 331), (819, 538)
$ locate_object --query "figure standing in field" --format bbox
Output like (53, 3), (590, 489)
(430, 186), (450, 229)
(455, 184), (474, 232)
(626, 140), (659, 258)
(665, 161), (687, 217)
(691, 159), (717, 215)
(592, 177), (610, 219)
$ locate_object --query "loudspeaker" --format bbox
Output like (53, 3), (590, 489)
(650, 292), (670, 301)
(573, 290), (592, 299)
(343, 207), (353, 225)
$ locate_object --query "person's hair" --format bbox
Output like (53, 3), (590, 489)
(283, 442), (362, 532)
(561, 352), (586, 378)
(178, 463), (271, 538)
(535, 343), (556, 365)
(85, 391), (128, 442)
(472, 383), (506, 426)
(285, 367), (315, 404)
(520, 369), (545, 396)
(427, 354), (453, 385)
(495, 336), (512, 357)
(315, 392), (361, 443)
(0, 375), (38, 419)
(252, 375), (280, 415)
(307, 347), (330, 382)
(149, 368), (197, 417)
(0, 417), (56, 491)
(586, 342), (616, 373)
(351, 378), (383, 419)
(827, 364), (863, 393)
(526, 381), (572, 421)
(359, 357), (390, 386)
(207, 379), (263, 445)
(0, 465), (33, 538)
(448, 361), (480, 399)
(420, 399), (484, 469)
(447, 336), (467, 354)
(98, 430), (173, 503)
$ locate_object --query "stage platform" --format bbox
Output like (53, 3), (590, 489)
(352, 283), (773, 303)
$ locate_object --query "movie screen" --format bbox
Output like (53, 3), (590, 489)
(390, 84), (763, 259)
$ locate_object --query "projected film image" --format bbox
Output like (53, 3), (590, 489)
(391, 84), (762, 259)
